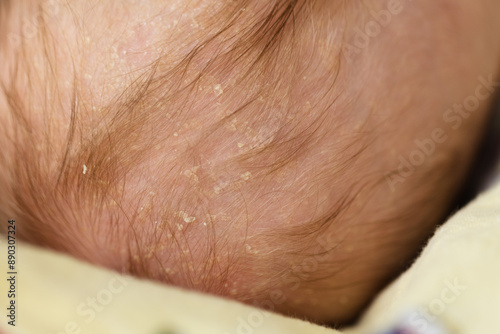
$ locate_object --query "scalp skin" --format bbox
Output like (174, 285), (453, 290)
(1, 0), (500, 325)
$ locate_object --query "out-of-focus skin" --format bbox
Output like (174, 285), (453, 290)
(1, 0), (500, 325)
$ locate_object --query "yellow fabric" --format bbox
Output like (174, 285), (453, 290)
(350, 176), (500, 334)
(1, 178), (499, 334)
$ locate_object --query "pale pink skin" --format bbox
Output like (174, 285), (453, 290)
(1, 0), (500, 324)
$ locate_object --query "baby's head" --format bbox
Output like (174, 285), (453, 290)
(1, 0), (500, 324)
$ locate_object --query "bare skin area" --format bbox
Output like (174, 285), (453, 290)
(1, 0), (500, 324)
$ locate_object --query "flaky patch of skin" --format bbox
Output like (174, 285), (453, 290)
(0, 0), (349, 293)
(1, 0), (500, 324)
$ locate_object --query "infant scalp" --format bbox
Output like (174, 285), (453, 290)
(0, 0), (499, 324)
